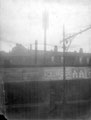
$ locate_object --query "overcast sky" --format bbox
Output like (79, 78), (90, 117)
(0, 0), (91, 52)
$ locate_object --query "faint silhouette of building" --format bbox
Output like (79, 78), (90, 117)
(11, 44), (28, 56)
(79, 48), (83, 64)
(0, 44), (91, 66)
(79, 48), (83, 53)
(54, 45), (58, 52)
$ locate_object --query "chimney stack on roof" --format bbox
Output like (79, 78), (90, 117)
(79, 48), (83, 53)
(54, 45), (58, 52)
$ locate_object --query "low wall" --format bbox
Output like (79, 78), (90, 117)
(0, 67), (90, 107)
(4, 79), (91, 106)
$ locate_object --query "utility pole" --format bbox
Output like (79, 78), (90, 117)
(62, 25), (66, 104)
(61, 25), (91, 105)
(35, 40), (38, 65)
(42, 10), (48, 65)
(44, 22), (47, 65)
(63, 25), (66, 82)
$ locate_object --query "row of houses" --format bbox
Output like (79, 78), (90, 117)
(0, 44), (91, 66)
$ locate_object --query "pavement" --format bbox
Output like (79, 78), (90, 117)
(4, 101), (91, 120)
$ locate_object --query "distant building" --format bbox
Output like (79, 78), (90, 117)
(79, 48), (83, 53)
(10, 44), (28, 56)
(54, 45), (58, 52)
(0, 45), (91, 66)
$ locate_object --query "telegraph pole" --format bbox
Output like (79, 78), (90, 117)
(62, 25), (66, 104)
(35, 40), (38, 65)
(61, 24), (91, 105)
(44, 21), (47, 65)
(63, 25), (66, 82)
(43, 10), (48, 65)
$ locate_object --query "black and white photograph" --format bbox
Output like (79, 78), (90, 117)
(0, 0), (91, 120)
